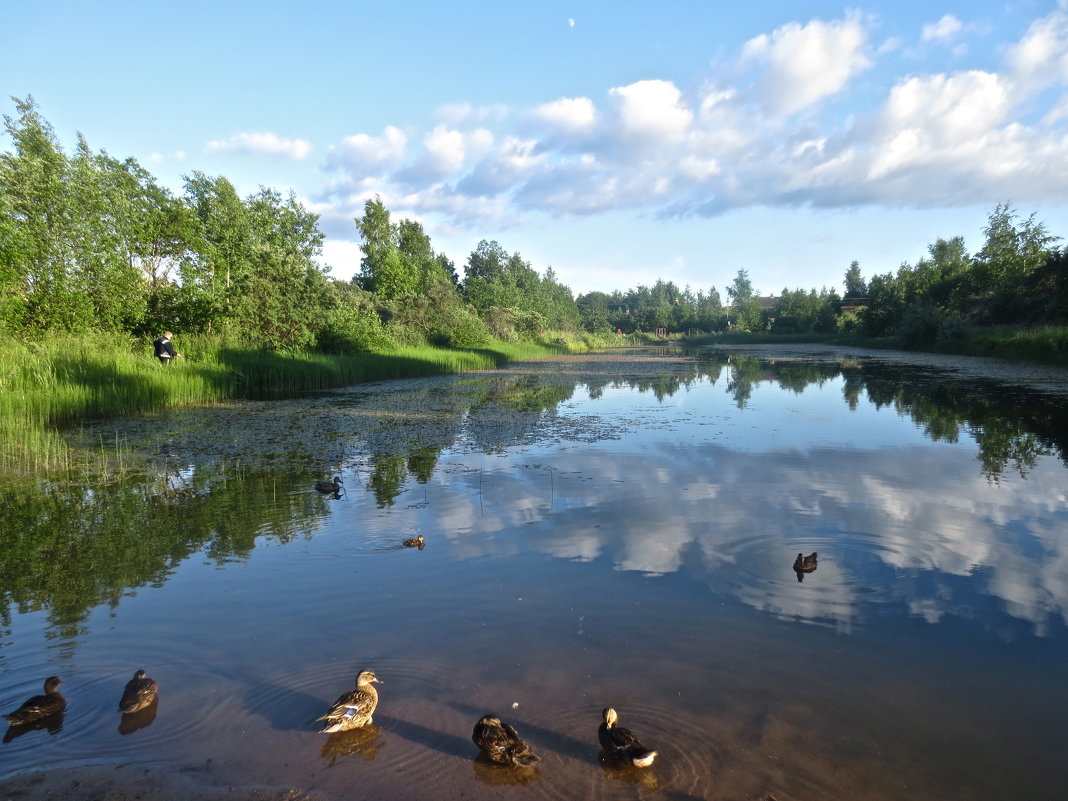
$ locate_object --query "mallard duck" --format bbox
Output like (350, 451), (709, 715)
(315, 476), (343, 493)
(318, 669), (381, 733)
(118, 669), (159, 714)
(3, 676), (66, 726)
(472, 714), (540, 766)
(599, 707), (657, 767)
(403, 535), (425, 548)
(793, 552), (818, 572)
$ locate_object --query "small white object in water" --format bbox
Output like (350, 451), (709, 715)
(512, 701), (519, 709)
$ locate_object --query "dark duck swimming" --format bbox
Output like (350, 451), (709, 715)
(598, 707), (658, 767)
(3, 676), (66, 726)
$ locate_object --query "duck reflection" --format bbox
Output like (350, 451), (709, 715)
(3, 711), (64, 743)
(793, 552), (818, 582)
(319, 723), (384, 765)
(471, 752), (541, 786)
(118, 698), (159, 735)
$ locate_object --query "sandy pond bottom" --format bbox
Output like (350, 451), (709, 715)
(3, 347), (1068, 801)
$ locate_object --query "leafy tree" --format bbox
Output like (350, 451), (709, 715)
(182, 171), (252, 326)
(863, 273), (904, 337)
(844, 260), (866, 298)
(577, 291), (612, 332)
(354, 195), (397, 292)
(68, 136), (149, 330)
(974, 203), (1059, 293)
(726, 269), (762, 331)
(0, 95), (89, 330)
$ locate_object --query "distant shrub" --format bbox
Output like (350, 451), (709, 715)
(899, 301), (943, 349)
(836, 309), (864, 333)
(937, 315), (971, 343)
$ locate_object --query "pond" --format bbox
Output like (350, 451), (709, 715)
(2, 346), (1067, 800)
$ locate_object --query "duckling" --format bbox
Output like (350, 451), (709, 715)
(3, 676), (66, 726)
(318, 669), (381, 733)
(403, 535), (425, 548)
(118, 669), (159, 714)
(598, 707), (657, 767)
(793, 552), (818, 572)
(315, 476), (343, 493)
(472, 715), (540, 767)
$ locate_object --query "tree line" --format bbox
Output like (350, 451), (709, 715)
(3, 97), (1065, 353)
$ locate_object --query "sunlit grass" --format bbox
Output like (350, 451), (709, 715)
(0, 332), (568, 474)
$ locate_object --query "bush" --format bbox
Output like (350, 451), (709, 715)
(836, 309), (864, 333)
(899, 301), (943, 349)
(937, 315), (970, 343)
(318, 304), (395, 353)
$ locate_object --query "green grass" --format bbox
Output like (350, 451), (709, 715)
(0, 332), (566, 474)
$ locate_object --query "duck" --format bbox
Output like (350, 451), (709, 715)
(598, 707), (657, 767)
(118, 669), (159, 714)
(315, 476), (343, 493)
(403, 535), (425, 548)
(318, 669), (381, 733)
(793, 552), (818, 572)
(3, 676), (66, 726)
(472, 714), (540, 767)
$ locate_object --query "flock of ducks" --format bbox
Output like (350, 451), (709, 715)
(3, 667), (657, 771)
(3, 670), (159, 729)
(315, 668), (658, 769)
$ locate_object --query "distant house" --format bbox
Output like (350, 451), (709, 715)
(840, 297), (869, 316)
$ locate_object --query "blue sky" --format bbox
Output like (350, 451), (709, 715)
(4, 1), (1067, 297)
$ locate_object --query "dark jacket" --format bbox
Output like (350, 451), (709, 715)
(153, 336), (176, 359)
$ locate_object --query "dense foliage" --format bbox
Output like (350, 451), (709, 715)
(0, 98), (581, 351)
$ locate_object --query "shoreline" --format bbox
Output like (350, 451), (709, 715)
(0, 764), (324, 801)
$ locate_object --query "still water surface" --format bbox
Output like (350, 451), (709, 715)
(2, 346), (1067, 800)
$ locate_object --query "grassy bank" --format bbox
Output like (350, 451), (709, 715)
(0, 332), (567, 473)
(682, 326), (1068, 366)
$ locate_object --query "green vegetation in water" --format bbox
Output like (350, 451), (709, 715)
(0, 331), (569, 474)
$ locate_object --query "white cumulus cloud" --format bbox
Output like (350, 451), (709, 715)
(1006, 7), (1068, 92)
(740, 12), (871, 116)
(922, 14), (963, 42)
(608, 79), (693, 142)
(531, 96), (597, 134)
(205, 131), (312, 159)
(329, 126), (407, 172)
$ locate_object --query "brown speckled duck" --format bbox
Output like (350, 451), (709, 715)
(3, 676), (66, 726)
(403, 535), (425, 548)
(598, 707), (657, 767)
(119, 670), (159, 714)
(472, 715), (540, 767)
(315, 476), (343, 493)
(318, 669), (381, 733)
(793, 552), (818, 572)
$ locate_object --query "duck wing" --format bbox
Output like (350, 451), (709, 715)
(599, 722), (657, 766)
(119, 675), (159, 714)
(473, 718), (539, 766)
(318, 687), (377, 722)
(4, 693), (66, 726)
